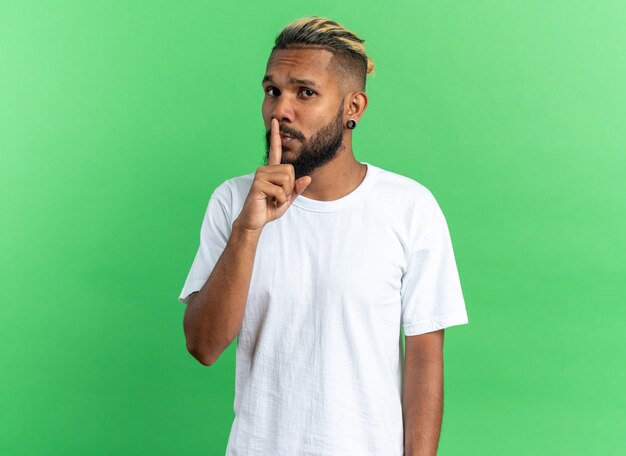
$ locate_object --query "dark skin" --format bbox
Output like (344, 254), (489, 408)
(403, 329), (445, 456)
(263, 48), (445, 456)
(185, 49), (372, 364)
(261, 48), (369, 201)
(185, 45), (445, 454)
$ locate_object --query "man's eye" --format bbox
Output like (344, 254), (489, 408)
(300, 88), (316, 97)
(265, 87), (279, 96)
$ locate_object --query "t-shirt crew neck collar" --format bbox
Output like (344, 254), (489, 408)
(292, 162), (379, 213)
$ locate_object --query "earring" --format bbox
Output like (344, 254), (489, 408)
(346, 118), (357, 130)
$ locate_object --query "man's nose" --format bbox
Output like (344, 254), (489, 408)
(271, 94), (295, 123)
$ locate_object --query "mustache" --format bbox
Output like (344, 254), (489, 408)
(265, 124), (305, 142)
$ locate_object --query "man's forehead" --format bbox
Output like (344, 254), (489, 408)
(264, 48), (335, 84)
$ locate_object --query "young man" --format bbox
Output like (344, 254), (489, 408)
(179, 16), (469, 456)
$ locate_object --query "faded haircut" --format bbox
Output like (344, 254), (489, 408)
(270, 16), (375, 93)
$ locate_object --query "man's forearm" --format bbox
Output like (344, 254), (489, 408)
(402, 360), (444, 456)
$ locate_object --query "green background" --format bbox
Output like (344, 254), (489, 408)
(1, 1), (624, 454)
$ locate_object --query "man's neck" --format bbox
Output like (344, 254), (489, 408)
(299, 147), (367, 202)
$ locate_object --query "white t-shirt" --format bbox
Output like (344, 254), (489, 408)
(179, 162), (469, 455)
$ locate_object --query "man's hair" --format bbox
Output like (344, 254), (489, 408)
(270, 16), (375, 93)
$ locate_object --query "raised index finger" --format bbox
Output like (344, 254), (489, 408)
(269, 118), (282, 166)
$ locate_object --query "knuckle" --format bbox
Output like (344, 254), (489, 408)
(286, 165), (295, 180)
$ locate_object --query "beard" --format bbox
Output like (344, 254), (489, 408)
(263, 103), (345, 180)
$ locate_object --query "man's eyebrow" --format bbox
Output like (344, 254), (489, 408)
(262, 75), (319, 87)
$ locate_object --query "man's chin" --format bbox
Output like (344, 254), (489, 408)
(281, 145), (300, 159)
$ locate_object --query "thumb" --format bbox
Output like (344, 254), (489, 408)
(283, 176), (312, 209)
(294, 176), (312, 195)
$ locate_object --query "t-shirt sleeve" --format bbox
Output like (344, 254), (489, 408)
(400, 191), (469, 336)
(178, 183), (232, 305)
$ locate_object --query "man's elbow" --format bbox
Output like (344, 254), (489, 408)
(186, 340), (219, 366)
(185, 320), (221, 366)
(182, 295), (213, 365)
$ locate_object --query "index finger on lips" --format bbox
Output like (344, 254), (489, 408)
(269, 118), (282, 166)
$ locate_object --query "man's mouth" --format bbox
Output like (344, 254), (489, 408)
(280, 133), (295, 146)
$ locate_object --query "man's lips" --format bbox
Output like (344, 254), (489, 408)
(280, 134), (295, 146)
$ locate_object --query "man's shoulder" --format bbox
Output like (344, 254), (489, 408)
(370, 163), (435, 205)
(211, 170), (255, 203)
(370, 164), (450, 237)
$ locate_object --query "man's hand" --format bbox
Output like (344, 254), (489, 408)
(235, 118), (312, 232)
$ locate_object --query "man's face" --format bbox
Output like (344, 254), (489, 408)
(262, 48), (346, 179)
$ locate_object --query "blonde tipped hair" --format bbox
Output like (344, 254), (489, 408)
(271, 16), (375, 91)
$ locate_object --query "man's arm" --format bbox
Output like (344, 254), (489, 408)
(183, 220), (262, 366)
(402, 329), (444, 456)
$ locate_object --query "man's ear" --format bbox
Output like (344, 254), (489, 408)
(345, 91), (368, 124)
